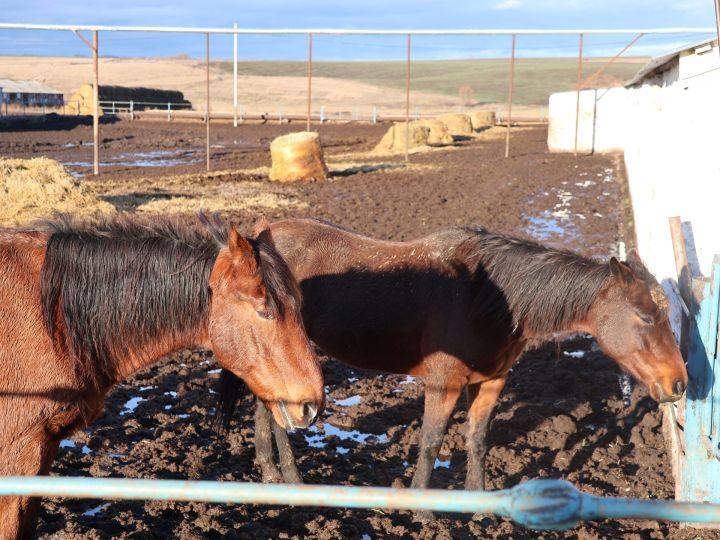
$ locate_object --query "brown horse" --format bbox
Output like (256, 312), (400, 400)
(217, 218), (687, 504)
(0, 213), (324, 539)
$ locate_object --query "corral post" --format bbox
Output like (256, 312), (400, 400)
(307, 32), (312, 132)
(680, 255), (720, 504)
(92, 30), (99, 176)
(167, 102), (171, 122)
(405, 33), (411, 164)
(206, 31), (211, 172)
(573, 33), (583, 156)
(505, 33), (516, 159)
(233, 22), (238, 127)
(74, 29), (100, 174)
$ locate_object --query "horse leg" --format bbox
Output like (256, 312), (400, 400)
(272, 419), (303, 484)
(254, 401), (283, 483)
(465, 377), (506, 492)
(0, 432), (59, 540)
(410, 378), (463, 521)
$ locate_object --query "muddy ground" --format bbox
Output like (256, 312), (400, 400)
(0, 119), (709, 539)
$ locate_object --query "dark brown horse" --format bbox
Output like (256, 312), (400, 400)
(0, 214), (324, 539)
(217, 218), (687, 501)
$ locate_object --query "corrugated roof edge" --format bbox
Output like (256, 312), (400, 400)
(625, 37), (718, 87)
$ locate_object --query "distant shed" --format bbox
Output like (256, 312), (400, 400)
(0, 79), (64, 108)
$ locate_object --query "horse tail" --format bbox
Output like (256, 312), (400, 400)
(212, 369), (246, 433)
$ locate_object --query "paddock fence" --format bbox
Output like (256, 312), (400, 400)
(2, 476), (720, 531)
(0, 23), (715, 173)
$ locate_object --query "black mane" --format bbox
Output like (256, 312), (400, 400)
(455, 228), (614, 335)
(38, 213), (298, 388)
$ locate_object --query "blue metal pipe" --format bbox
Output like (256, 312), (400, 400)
(1, 476), (720, 531)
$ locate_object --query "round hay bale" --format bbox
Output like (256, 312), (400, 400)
(469, 111), (497, 130)
(0, 158), (114, 227)
(373, 122), (431, 154)
(416, 119), (453, 146)
(438, 113), (473, 136)
(269, 131), (329, 182)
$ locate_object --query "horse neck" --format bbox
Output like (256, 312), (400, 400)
(107, 323), (210, 385)
(40, 232), (218, 391)
(465, 239), (610, 339)
(516, 265), (608, 338)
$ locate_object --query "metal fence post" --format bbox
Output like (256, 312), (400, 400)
(505, 34), (516, 158)
(233, 22), (238, 127)
(573, 33), (584, 156)
(307, 32), (313, 132)
(205, 31), (211, 172)
(405, 33), (411, 164)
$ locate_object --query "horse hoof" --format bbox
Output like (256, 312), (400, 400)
(412, 510), (435, 523)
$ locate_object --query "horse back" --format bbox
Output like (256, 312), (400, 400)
(268, 219), (478, 373)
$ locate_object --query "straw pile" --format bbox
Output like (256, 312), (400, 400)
(0, 158), (113, 227)
(469, 111), (497, 130)
(438, 113), (474, 135)
(269, 132), (329, 182)
(65, 84), (192, 115)
(416, 119), (454, 145)
(65, 84), (101, 115)
(373, 122), (431, 154)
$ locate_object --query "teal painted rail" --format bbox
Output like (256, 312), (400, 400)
(2, 477), (720, 531)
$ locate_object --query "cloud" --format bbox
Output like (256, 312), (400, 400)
(494, 0), (522, 9)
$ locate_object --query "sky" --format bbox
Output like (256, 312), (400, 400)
(0, 0), (716, 60)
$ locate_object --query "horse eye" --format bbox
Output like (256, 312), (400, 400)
(638, 312), (654, 325)
(257, 309), (275, 321)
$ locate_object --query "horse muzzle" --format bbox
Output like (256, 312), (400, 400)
(277, 399), (321, 431)
(655, 379), (686, 403)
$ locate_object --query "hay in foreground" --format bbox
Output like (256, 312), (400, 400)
(0, 158), (114, 227)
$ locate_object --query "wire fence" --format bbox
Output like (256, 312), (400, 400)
(0, 24), (715, 171)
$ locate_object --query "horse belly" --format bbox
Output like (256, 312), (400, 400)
(310, 323), (423, 375)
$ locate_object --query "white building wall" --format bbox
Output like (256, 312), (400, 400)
(625, 49), (720, 286)
(548, 87), (635, 153)
(547, 43), (720, 332)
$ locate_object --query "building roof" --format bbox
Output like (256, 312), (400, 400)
(625, 36), (718, 87)
(0, 79), (63, 94)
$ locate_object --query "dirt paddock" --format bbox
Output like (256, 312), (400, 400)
(0, 119), (709, 539)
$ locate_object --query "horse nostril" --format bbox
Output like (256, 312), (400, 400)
(302, 401), (318, 424)
(674, 379), (686, 396)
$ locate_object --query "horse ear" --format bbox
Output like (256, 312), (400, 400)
(609, 257), (636, 286)
(252, 217), (275, 247)
(228, 224), (258, 273)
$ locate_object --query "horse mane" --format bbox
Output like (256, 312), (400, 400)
(454, 228), (616, 335)
(37, 213), (298, 389)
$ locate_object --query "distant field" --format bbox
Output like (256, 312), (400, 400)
(1, 56), (647, 117)
(216, 57), (647, 105)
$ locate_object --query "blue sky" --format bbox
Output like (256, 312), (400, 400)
(0, 0), (716, 60)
